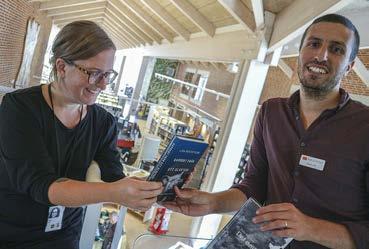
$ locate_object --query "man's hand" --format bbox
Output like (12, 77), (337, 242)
(162, 187), (214, 216)
(253, 202), (356, 249)
(110, 177), (163, 211)
(253, 202), (314, 241)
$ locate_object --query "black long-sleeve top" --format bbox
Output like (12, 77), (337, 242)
(233, 89), (369, 249)
(0, 86), (125, 248)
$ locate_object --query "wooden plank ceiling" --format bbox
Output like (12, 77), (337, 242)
(29, 0), (295, 50)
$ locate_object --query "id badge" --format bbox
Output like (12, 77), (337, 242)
(45, 205), (65, 232)
(299, 154), (325, 171)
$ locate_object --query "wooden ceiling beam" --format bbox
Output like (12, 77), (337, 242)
(210, 62), (220, 70)
(57, 19), (103, 29)
(52, 10), (105, 21)
(217, 0), (255, 33)
(53, 14), (104, 25)
(39, 0), (106, 11)
(200, 61), (209, 68)
(267, 0), (352, 52)
(105, 8), (147, 46)
(102, 23), (134, 48)
(353, 58), (369, 87)
(106, 4), (153, 45)
(110, 36), (128, 49)
(278, 59), (293, 79)
(171, 0), (215, 37)
(53, 15), (103, 25)
(102, 24), (130, 48)
(120, 0), (174, 43)
(141, 0), (190, 41)
(251, 0), (264, 29)
(192, 61), (201, 67)
(46, 2), (106, 17)
(102, 22), (132, 47)
(104, 18), (139, 47)
(104, 14), (143, 46)
(110, 0), (162, 44)
(104, 20), (138, 48)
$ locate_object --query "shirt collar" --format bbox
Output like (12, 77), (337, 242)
(288, 88), (351, 113)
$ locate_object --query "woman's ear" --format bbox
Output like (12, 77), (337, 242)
(55, 58), (67, 80)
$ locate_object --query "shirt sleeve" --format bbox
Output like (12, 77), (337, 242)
(341, 221), (369, 249)
(0, 93), (59, 205)
(341, 168), (369, 249)
(94, 113), (125, 182)
(231, 102), (269, 203)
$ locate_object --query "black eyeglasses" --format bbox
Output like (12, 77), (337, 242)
(64, 59), (118, 85)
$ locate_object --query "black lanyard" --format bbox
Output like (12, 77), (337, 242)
(48, 84), (83, 177)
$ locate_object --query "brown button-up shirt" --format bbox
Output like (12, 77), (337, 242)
(233, 89), (369, 249)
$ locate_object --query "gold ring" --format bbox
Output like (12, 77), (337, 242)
(284, 221), (288, 229)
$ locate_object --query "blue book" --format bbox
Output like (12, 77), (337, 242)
(147, 135), (208, 202)
(205, 198), (293, 249)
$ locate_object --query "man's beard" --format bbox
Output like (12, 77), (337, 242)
(297, 61), (344, 100)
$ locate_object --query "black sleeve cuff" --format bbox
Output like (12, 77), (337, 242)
(341, 221), (369, 249)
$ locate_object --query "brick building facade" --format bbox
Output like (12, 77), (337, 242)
(260, 49), (369, 103)
(0, 0), (52, 101)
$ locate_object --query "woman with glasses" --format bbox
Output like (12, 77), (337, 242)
(0, 21), (163, 249)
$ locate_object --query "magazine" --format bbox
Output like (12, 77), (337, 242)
(205, 198), (293, 249)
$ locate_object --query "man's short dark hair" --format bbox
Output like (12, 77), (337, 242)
(299, 14), (360, 61)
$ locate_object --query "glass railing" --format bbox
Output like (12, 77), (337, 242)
(132, 233), (212, 249)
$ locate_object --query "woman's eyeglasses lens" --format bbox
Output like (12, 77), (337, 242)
(88, 71), (117, 85)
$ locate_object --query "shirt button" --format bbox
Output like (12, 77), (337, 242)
(292, 198), (299, 203)
(295, 116), (300, 120)
(300, 142), (306, 147)
(294, 170), (300, 176)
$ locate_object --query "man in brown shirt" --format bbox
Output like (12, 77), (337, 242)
(164, 14), (369, 249)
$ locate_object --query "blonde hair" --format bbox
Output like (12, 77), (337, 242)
(49, 20), (116, 81)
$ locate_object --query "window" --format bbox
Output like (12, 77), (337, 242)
(181, 71), (195, 95)
(15, 18), (40, 88)
(166, 67), (176, 77)
(180, 68), (209, 104)
(192, 71), (209, 102)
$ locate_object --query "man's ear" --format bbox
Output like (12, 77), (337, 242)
(55, 58), (67, 79)
(344, 59), (355, 76)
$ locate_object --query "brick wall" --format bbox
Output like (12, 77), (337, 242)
(0, 0), (52, 88)
(259, 57), (298, 103)
(341, 49), (369, 96)
(260, 49), (369, 103)
(171, 63), (235, 120)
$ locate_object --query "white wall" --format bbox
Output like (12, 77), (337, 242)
(351, 94), (369, 106)
(121, 28), (257, 62)
(118, 49), (144, 95)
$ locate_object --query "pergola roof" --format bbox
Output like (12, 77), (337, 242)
(28, 0), (300, 50)
(28, 0), (369, 85)
(28, 1), (369, 64)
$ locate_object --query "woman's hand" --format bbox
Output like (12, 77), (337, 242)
(110, 177), (163, 211)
